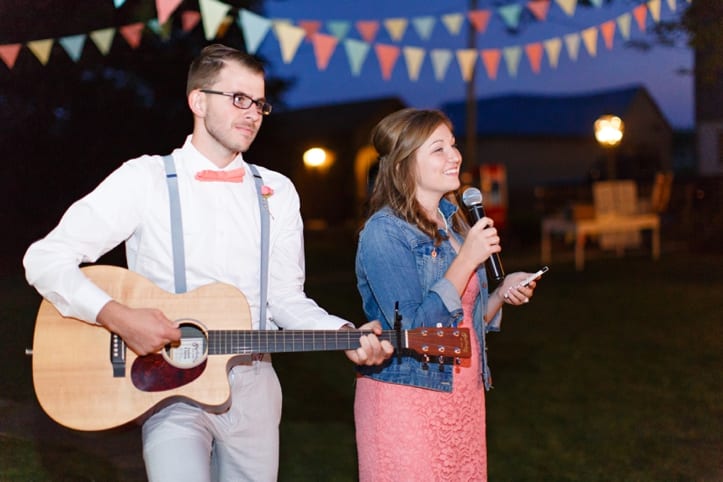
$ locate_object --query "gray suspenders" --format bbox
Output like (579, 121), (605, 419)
(163, 155), (269, 330)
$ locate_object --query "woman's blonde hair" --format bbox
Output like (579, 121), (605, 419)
(367, 108), (468, 244)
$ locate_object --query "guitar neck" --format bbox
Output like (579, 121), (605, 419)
(208, 330), (400, 355)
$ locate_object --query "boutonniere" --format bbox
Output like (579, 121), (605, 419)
(261, 185), (274, 198)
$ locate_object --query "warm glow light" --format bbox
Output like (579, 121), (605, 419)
(303, 147), (328, 168)
(594, 114), (624, 147)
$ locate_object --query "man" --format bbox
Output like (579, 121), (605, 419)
(23, 44), (393, 481)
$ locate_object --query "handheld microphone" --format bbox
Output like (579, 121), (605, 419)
(461, 187), (505, 281)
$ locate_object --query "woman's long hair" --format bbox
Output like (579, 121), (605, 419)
(367, 108), (469, 245)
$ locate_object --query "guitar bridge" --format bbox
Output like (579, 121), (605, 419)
(110, 332), (126, 377)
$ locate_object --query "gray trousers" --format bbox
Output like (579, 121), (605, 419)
(142, 357), (281, 482)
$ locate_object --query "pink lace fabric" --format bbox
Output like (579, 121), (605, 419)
(355, 275), (487, 482)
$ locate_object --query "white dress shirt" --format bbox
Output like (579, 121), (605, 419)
(24, 135), (349, 331)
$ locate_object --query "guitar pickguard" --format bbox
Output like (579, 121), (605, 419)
(131, 354), (207, 392)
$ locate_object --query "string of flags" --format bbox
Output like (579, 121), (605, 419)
(0, 0), (690, 82)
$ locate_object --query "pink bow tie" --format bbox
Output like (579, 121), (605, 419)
(195, 167), (246, 183)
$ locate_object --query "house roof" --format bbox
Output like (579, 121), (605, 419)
(441, 85), (661, 138)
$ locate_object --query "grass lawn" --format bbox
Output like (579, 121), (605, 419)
(1, 234), (721, 481)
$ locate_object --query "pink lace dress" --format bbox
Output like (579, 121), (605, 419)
(354, 275), (487, 482)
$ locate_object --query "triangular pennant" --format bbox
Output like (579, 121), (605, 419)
(527, 0), (551, 21)
(467, 10), (492, 33)
(402, 46), (425, 81)
(27, 39), (54, 65)
(430, 48), (453, 81)
(590, 0), (603, 6)
(298, 20), (322, 41)
(343, 38), (370, 76)
(273, 21), (305, 64)
(199, 0), (231, 40)
(633, 4), (648, 32)
(89, 28), (115, 55)
(481, 49), (502, 80)
(384, 18), (408, 42)
(0, 44), (22, 69)
(119, 23), (145, 49)
(555, 0), (577, 16)
(543, 37), (562, 68)
(503, 46), (522, 77)
(441, 13), (464, 36)
(147, 18), (172, 40)
(564, 32), (581, 61)
(182, 11), (201, 32)
(356, 20), (379, 43)
(600, 20), (616, 50)
(647, 0), (662, 22)
(59, 34), (86, 62)
(374, 43), (400, 80)
(525, 42), (543, 73)
(156, 0), (182, 25)
(617, 13), (632, 40)
(311, 32), (338, 70)
(114, 0), (126, 7)
(455, 48), (478, 82)
(581, 27), (598, 57)
(411, 16), (435, 40)
(498, 3), (524, 30)
(666, 0), (676, 12)
(238, 10), (271, 54)
(327, 20), (351, 40)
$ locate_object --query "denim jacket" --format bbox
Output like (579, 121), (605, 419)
(355, 199), (502, 392)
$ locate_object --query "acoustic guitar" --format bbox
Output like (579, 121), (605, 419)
(31, 265), (471, 431)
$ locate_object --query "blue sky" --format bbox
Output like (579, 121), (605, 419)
(256, 0), (693, 129)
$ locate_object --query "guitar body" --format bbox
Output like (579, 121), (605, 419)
(32, 265), (252, 431)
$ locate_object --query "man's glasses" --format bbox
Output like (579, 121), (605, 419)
(200, 89), (273, 116)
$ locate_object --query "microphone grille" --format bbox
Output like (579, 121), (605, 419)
(461, 187), (483, 207)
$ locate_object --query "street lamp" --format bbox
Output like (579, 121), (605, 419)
(594, 114), (624, 179)
(303, 147), (334, 170)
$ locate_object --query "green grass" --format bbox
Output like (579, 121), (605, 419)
(1, 236), (721, 481)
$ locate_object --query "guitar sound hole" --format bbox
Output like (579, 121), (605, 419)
(163, 319), (209, 369)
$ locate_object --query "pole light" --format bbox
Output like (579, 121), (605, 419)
(594, 114), (624, 179)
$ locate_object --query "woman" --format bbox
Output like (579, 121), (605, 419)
(354, 108), (539, 481)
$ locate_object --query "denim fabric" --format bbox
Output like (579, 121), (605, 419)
(356, 199), (501, 391)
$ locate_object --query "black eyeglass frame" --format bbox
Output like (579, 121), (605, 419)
(200, 89), (273, 115)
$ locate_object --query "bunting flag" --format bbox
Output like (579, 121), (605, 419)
(156, 0), (183, 25)
(403, 46), (425, 81)
(600, 20), (616, 50)
(430, 48), (453, 81)
(581, 26), (598, 57)
(0, 44), (22, 68)
(481, 49), (501, 80)
(199, 0), (230, 40)
(527, 0), (551, 21)
(384, 18), (408, 42)
(298, 20), (323, 41)
(456, 48), (478, 82)
(525, 42), (544, 73)
(0, 0), (684, 84)
(311, 32), (338, 70)
(543, 37), (562, 68)
(27, 39), (54, 65)
(375, 43), (400, 80)
(440, 13), (464, 36)
(239, 9), (272, 54)
(412, 16), (436, 40)
(344, 38), (369, 76)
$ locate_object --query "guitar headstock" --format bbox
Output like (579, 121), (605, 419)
(404, 327), (471, 358)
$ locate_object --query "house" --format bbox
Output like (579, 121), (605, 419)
(441, 85), (674, 195)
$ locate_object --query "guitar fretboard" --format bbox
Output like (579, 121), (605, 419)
(207, 330), (401, 354)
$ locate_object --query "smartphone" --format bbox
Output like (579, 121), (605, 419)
(519, 266), (549, 287)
